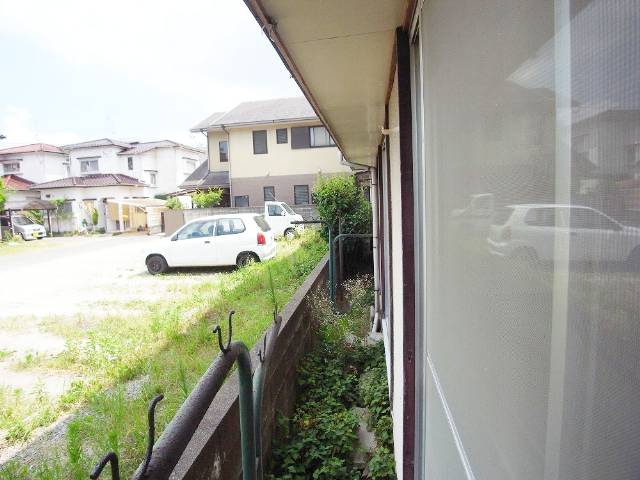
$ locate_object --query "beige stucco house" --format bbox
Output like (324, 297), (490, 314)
(190, 97), (351, 207)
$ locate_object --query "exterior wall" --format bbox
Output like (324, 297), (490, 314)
(225, 121), (349, 178)
(0, 151), (68, 183)
(132, 147), (203, 195)
(207, 130), (230, 172)
(230, 173), (343, 207)
(387, 74), (405, 478)
(68, 146), (124, 176)
(4, 189), (41, 210)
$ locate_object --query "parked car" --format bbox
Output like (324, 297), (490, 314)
(145, 213), (276, 274)
(487, 204), (640, 267)
(264, 201), (304, 239)
(1, 214), (47, 241)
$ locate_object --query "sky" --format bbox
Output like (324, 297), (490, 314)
(0, 0), (302, 149)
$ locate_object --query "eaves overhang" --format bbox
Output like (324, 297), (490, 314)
(243, 0), (414, 167)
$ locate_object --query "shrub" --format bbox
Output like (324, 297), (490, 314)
(192, 188), (223, 208)
(91, 208), (99, 226)
(0, 178), (8, 211)
(313, 175), (371, 237)
(165, 197), (183, 210)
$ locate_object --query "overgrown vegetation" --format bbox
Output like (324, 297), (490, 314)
(164, 197), (183, 210)
(0, 232), (326, 479)
(192, 188), (223, 208)
(267, 275), (396, 480)
(313, 175), (371, 237)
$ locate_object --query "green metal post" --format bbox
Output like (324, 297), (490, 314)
(235, 343), (256, 480)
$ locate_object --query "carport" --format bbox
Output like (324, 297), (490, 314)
(2, 199), (57, 236)
(105, 198), (167, 234)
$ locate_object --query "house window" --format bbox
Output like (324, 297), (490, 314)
(309, 126), (335, 147)
(3, 162), (21, 174)
(80, 158), (99, 173)
(291, 126), (335, 149)
(234, 195), (249, 207)
(276, 128), (288, 144)
(148, 172), (157, 186)
(626, 144), (640, 165)
(263, 186), (276, 201)
(293, 185), (309, 205)
(252, 130), (268, 154)
(127, 157), (134, 170)
(219, 141), (229, 162)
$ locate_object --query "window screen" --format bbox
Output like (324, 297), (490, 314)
(219, 140), (228, 162)
(416, 1), (640, 479)
(252, 130), (267, 154)
(276, 128), (288, 144)
(263, 186), (275, 201)
(291, 126), (310, 149)
(234, 195), (249, 207)
(293, 185), (309, 205)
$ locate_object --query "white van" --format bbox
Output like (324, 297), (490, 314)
(263, 201), (304, 239)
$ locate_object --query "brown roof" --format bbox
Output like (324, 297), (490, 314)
(0, 143), (65, 155)
(1, 174), (35, 191)
(32, 174), (145, 190)
(191, 97), (317, 132)
(62, 138), (133, 150)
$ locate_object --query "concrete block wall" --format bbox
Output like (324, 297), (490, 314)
(171, 255), (328, 479)
(162, 205), (319, 235)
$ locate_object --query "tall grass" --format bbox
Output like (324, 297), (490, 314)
(0, 232), (326, 479)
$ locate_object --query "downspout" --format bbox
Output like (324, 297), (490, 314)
(222, 125), (232, 205)
(369, 165), (382, 332)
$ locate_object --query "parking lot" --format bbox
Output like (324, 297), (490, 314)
(0, 235), (225, 395)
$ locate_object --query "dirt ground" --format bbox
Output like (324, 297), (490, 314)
(0, 234), (225, 396)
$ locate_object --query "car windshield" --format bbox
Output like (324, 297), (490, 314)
(12, 216), (33, 226)
(281, 203), (295, 215)
(253, 215), (271, 232)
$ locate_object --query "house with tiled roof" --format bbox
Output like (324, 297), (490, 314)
(191, 97), (350, 207)
(0, 138), (205, 233)
(0, 143), (69, 183)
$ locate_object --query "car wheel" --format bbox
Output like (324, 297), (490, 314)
(284, 228), (296, 240)
(146, 255), (169, 275)
(19, 233), (27, 241)
(237, 252), (259, 268)
(627, 247), (640, 271)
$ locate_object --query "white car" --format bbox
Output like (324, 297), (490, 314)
(264, 201), (304, 239)
(487, 204), (640, 267)
(145, 213), (276, 274)
(8, 214), (47, 241)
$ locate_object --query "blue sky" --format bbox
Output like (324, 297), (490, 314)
(0, 0), (302, 149)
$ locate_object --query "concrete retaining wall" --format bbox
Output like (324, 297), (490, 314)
(171, 255), (328, 479)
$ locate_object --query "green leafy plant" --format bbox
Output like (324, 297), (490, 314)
(313, 175), (371, 238)
(91, 208), (99, 226)
(165, 197), (183, 210)
(0, 178), (8, 211)
(192, 188), (223, 208)
(24, 209), (44, 225)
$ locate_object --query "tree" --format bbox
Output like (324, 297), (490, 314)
(312, 175), (371, 236)
(192, 188), (223, 208)
(165, 197), (183, 210)
(51, 198), (68, 234)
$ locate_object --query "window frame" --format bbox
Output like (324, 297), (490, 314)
(234, 195), (249, 207)
(219, 140), (229, 162)
(2, 161), (21, 174)
(127, 157), (134, 171)
(276, 128), (288, 144)
(309, 126), (336, 148)
(252, 130), (268, 155)
(293, 184), (310, 205)
(79, 158), (99, 173)
(263, 186), (276, 201)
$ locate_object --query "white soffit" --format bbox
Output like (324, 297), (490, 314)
(258, 0), (408, 167)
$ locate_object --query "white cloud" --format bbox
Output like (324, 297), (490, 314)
(0, 106), (82, 147)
